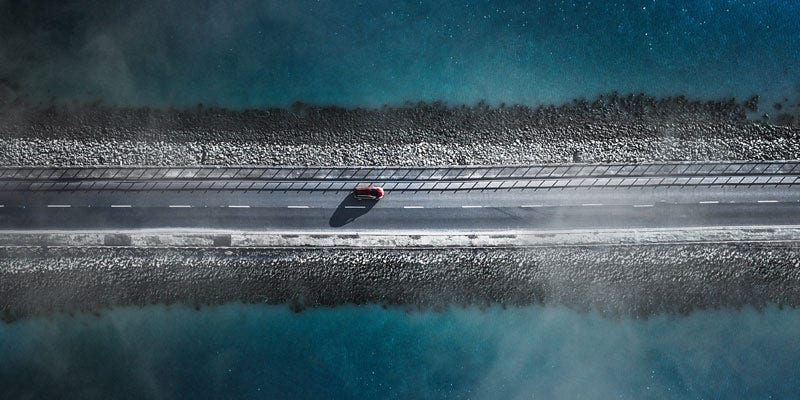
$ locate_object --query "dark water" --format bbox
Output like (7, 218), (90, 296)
(2, 305), (800, 399)
(3, 1), (800, 397)
(1, 0), (799, 108)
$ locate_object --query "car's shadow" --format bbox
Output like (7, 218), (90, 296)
(329, 193), (377, 227)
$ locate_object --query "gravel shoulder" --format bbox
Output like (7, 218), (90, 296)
(1, 226), (800, 248)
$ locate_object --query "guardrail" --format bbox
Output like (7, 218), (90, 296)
(0, 162), (798, 192)
(2, 161), (800, 182)
(2, 174), (796, 192)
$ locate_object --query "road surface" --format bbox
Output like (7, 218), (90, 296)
(0, 162), (798, 231)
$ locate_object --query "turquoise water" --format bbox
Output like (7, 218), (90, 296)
(1, 0), (799, 108)
(3, 1), (800, 397)
(2, 305), (800, 399)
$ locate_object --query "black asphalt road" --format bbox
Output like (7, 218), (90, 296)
(0, 164), (798, 231)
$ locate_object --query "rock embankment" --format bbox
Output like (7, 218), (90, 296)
(1, 93), (798, 166)
(3, 244), (799, 321)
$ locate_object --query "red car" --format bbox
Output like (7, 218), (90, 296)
(353, 185), (384, 200)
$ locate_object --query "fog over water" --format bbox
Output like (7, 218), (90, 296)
(2, 0), (800, 398)
(1, 0), (799, 108)
(2, 305), (800, 399)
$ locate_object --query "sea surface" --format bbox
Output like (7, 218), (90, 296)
(2, 305), (800, 399)
(1, 0), (799, 109)
(3, 0), (800, 398)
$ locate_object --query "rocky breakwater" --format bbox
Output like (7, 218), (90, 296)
(2, 243), (800, 321)
(1, 93), (799, 166)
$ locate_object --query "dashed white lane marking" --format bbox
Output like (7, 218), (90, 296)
(758, 200), (779, 203)
(286, 205), (309, 209)
(110, 205), (131, 208)
(47, 204), (71, 208)
(228, 205), (251, 208)
(403, 205), (424, 209)
(461, 205), (482, 208)
(581, 203), (603, 206)
(520, 205), (543, 208)
(344, 205), (366, 209)
(633, 204), (654, 208)
(169, 205), (192, 208)
(699, 201), (719, 204)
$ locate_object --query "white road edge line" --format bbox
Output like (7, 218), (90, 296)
(461, 205), (482, 208)
(110, 205), (132, 208)
(520, 205), (543, 208)
(403, 206), (424, 209)
(168, 205), (192, 208)
(344, 205), (366, 209)
(228, 205), (250, 208)
(286, 205), (309, 209)
(757, 200), (779, 203)
(581, 203), (603, 206)
(633, 204), (654, 208)
(699, 201), (719, 204)
(47, 204), (71, 208)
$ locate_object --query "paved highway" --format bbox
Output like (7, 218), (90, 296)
(0, 163), (798, 231)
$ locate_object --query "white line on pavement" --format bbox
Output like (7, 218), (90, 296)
(287, 205), (309, 209)
(699, 201), (719, 204)
(633, 204), (654, 208)
(581, 203), (603, 206)
(169, 205), (192, 208)
(110, 205), (131, 208)
(403, 205), (424, 209)
(757, 200), (779, 203)
(520, 205), (543, 208)
(344, 205), (366, 209)
(461, 205), (482, 208)
(47, 204), (71, 208)
(228, 205), (250, 208)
